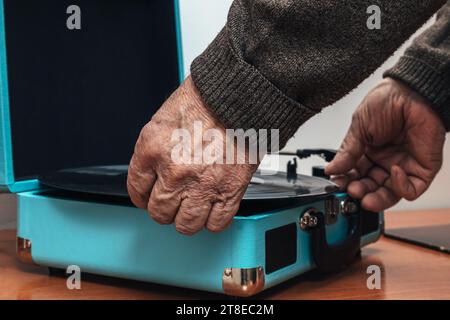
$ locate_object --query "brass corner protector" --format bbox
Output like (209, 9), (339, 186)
(222, 267), (265, 297)
(17, 237), (36, 265)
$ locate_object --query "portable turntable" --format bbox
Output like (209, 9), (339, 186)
(0, 0), (383, 297)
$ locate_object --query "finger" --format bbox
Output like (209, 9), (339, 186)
(390, 165), (428, 201)
(326, 149), (362, 176)
(347, 166), (389, 199)
(330, 169), (360, 190)
(347, 177), (378, 199)
(127, 153), (156, 208)
(367, 166), (390, 185)
(330, 175), (351, 191)
(147, 178), (181, 224)
(355, 154), (373, 177)
(175, 197), (213, 235)
(361, 187), (400, 212)
(206, 200), (241, 233)
(326, 117), (366, 175)
(331, 155), (374, 190)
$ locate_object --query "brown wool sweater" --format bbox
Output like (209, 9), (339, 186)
(191, 0), (450, 149)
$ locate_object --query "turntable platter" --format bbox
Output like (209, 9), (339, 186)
(246, 172), (338, 200)
(38, 165), (339, 202)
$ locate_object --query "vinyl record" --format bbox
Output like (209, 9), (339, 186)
(39, 165), (338, 202)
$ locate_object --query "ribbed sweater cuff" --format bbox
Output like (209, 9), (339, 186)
(190, 28), (316, 149)
(384, 56), (450, 131)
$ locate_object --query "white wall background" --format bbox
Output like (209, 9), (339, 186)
(0, 1), (448, 228)
(179, 0), (450, 211)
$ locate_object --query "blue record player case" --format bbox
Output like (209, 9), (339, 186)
(0, 0), (383, 297)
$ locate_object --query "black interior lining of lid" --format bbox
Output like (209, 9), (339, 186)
(4, 0), (179, 180)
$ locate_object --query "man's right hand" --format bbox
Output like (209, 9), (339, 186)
(127, 77), (258, 236)
(326, 78), (446, 212)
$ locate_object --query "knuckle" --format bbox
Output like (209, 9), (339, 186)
(207, 209), (235, 233)
(135, 127), (148, 152)
(337, 148), (355, 160)
(126, 176), (139, 194)
(127, 181), (147, 208)
(129, 196), (146, 209)
(404, 193), (419, 201)
(175, 223), (198, 236)
(178, 210), (203, 223)
(206, 222), (225, 233)
(147, 199), (163, 215)
(130, 197), (146, 209)
(149, 211), (173, 225)
(126, 178), (136, 194)
(351, 110), (361, 123)
(147, 200), (179, 224)
(128, 156), (141, 173)
(136, 125), (159, 159)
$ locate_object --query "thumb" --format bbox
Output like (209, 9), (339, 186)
(326, 121), (366, 175)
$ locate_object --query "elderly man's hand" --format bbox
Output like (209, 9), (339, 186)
(127, 76), (258, 235)
(326, 78), (446, 212)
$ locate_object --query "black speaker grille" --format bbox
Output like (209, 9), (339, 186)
(265, 223), (297, 274)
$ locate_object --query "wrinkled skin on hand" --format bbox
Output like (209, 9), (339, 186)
(127, 76), (258, 235)
(326, 78), (446, 212)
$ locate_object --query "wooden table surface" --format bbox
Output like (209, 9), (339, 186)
(1, 210), (449, 300)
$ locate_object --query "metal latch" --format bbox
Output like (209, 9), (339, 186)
(325, 196), (340, 225)
(300, 208), (319, 230)
(341, 198), (359, 216)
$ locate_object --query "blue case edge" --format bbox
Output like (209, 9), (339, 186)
(0, 0), (14, 190)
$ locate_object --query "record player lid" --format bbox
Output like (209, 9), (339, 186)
(0, 0), (182, 193)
